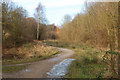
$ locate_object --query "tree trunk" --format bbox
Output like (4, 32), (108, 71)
(118, 2), (120, 50)
(37, 14), (40, 40)
(118, 2), (120, 79)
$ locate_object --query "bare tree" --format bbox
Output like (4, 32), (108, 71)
(34, 3), (48, 40)
(62, 14), (72, 26)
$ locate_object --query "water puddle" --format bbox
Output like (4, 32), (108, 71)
(22, 69), (31, 73)
(47, 58), (76, 78)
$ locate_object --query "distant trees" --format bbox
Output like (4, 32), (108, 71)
(62, 14), (72, 25)
(59, 15), (72, 41)
(47, 24), (60, 40)
(24, 17), (37, 39)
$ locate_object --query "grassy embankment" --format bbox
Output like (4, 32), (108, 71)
(44, 40), (113, 78)
(3, 40), (60, 73)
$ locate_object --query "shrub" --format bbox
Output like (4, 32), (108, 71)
(81, 52), (99, 64)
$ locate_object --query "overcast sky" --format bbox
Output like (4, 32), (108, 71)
(12, 0), (86, 26)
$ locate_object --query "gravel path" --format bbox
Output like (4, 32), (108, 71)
(3, 48), (75, 78)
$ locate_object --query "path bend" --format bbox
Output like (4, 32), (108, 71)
(3, 48), (74, 78)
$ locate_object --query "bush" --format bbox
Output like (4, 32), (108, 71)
(81, 51), (99, 64)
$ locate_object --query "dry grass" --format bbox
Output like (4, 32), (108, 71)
(3, 40), (58, 59)
(3, 40), (59, 65)
(21, 40), (58, 58)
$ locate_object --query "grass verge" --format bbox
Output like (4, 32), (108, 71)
(3, 65), (28, 73)
(66, 48), (107, 78)
(3, 51), (60, 65)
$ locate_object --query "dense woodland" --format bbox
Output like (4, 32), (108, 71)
(60, 2), (120, 51)
(58, 2), (120, 77)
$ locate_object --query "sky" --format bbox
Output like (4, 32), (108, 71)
(12, 0), (86, 26)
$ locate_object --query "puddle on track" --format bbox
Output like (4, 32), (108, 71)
(47, 58), (76, 78)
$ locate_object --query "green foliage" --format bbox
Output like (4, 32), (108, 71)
(106, 50), (118, 55)
(102, 50), (118, 77)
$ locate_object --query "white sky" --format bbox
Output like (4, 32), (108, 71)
(12, 0), (86, 26)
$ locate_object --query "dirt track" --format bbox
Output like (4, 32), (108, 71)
(3, 48), (74, 78)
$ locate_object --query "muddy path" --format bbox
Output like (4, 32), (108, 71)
(3, 48), (74, 78)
